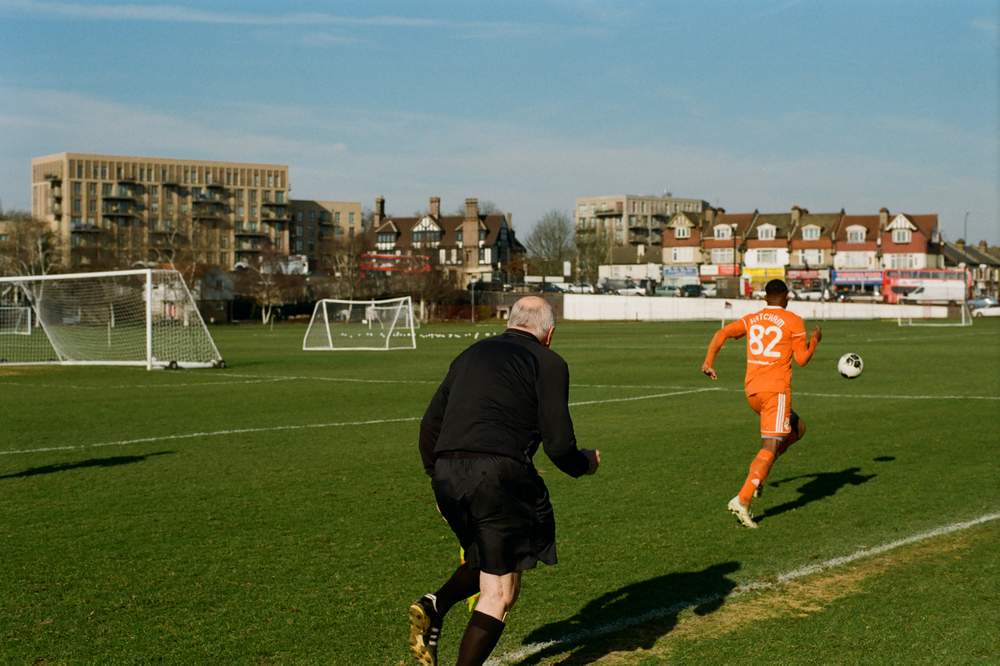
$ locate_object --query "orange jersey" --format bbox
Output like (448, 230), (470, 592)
(710, 306), (813, 394)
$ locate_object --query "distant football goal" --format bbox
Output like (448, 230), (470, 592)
(0, 269), (224, 370)
(303, 297), (417, 351)
(897, 301), (973, 328)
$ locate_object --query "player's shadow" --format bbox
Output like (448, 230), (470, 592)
(516, 561), (740, 665)
(0, 451), (173, 480)
(759, 466), (877, 521)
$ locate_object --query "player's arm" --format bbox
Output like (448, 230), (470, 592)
(701, 320), (745, 380)
(418, 365), (454, 476)
(792, 325), (822, 366)
(538, 357), (598, 477)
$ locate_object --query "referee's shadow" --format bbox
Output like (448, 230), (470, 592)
(517, 560), (740, 665)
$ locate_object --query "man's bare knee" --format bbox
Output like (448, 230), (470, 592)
(796, 418), (807, 439)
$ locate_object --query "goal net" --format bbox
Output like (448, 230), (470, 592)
(897, 301), (973, 327)
(0, 269), (224, 369)
(303, 296), (417, 351)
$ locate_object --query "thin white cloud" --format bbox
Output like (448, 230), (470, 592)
(0, 0), (548, 35)
(299, 32), (366, 48)
(971, 17), (998, 43)
(1, 86), (997, 243)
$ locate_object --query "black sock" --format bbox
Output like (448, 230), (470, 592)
(456, 610), (505, 666)
(433, 562), (480, 617)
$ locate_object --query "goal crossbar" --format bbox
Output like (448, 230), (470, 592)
(0, 269), (224, 370)
(303, 296), (417, 351)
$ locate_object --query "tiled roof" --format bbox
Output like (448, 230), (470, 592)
(837, 215), (880, 241)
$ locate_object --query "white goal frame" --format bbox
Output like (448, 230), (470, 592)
(0, 305), (32, 335)
(302, 296), (417, 351)
(0, 268), (224, 370)
(897, 301), (973, 328)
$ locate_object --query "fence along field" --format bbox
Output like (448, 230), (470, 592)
(0, 319), (997, 663)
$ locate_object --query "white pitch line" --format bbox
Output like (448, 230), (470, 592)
(491, 511), (1000, 665)
(0, 389), (713, 457)
(0, 416), (423, 457)
(569, 388), (718, 406)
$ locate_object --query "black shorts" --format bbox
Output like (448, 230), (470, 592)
(432, 454), (556, 575)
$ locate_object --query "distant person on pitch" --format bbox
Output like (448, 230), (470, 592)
(410, 296), (600, 666)
(701, 279), (821, 528)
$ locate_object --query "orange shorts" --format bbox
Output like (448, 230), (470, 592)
(747, 392), (792, 438)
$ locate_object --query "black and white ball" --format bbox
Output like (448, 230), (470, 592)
(837, 352), (864, 379)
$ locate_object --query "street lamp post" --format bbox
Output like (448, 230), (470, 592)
(731, 223), (739, 298)
(964, 211), (970, 242)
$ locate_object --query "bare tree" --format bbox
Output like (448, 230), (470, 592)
(0, 212), (63, 277)
(575, 225), (611, 284)
(525, 210), (575, 277)
(233, 245), (304, 325)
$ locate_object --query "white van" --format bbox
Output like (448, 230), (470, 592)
(900, 283), (966, 303)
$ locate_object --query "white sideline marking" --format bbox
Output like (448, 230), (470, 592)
(0, 389), (713, 457)
(490, 512), (1000, 665)
(569, 388), (718, 406)
(0, 416), (423, 456)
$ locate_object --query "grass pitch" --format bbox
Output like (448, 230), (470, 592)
(1, 318), (998, 664)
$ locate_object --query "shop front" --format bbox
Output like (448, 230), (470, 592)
(831, 270), (883, 299)
(787, 268), (830, 292)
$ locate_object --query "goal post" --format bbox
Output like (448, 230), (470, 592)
(303, 296), (417, 351)
(0, 268), (224, 369)
(897, 301), (973, 328)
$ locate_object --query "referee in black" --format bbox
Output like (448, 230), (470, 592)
(409, 296), (600, 666)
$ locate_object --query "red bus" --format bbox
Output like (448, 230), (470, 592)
(882, 268), (970, 304)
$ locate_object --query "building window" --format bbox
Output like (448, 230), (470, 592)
(799, 249), (823, 265)
(756, 249), (777, 264)
(757, 225), (776, 240)
(479, 247), (492, 264)
(847, 227), (866, 243)
(672, 247), (694, 262)
(711, 248), (734, 264)
(455, 230), (463, 245)
(892, 228), (912, 243)
(674, 226), (691, 239)
(349, 212), (355, 225)
(714, 225), (732, 240)
(802, 226), (821, 240)
(335, 211), (341, 223)
(376, 232), (396, 250)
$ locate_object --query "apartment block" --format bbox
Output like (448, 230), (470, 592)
(31, 152), (290, 269)
(575, 194), (709, 263)
(289, 199), (364, 269)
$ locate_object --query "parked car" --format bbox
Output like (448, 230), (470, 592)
(969, 297), (998, 310)
(972, 305), (1000, 317)
(616, 284), (646, 296)
(702, 284), (718, 298)
(791, 289), (824, 301)
(658, 284), (679, 297)
(679, 284), (704, 297)
(537, 282), (565, 293)
(564, 282), (595, 294)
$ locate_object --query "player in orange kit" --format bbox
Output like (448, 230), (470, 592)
(701, 279), (822, 528)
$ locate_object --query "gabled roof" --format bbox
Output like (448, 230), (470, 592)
(666, 211), (707, 228)
(837, 215), (880, 241)
(368, 212), (517, 248)
(709, 212), (755, 235)
(794, 213), (841, 238)
(752, 213), (794, 237)
(903, 214), (939, 239)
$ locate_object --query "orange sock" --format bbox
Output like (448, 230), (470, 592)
(738, 449), (776, 505)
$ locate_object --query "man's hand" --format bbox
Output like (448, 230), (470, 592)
(582, 448), (601, 475)
(701, 363), (718, 380)
(811, 326), (823, 345)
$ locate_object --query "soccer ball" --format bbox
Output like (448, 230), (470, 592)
(837, 352), (864, 379)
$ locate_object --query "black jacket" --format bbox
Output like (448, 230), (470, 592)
(419, 329), (589, 478)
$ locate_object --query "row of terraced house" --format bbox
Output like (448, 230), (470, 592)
(575, 194), (1000, 298)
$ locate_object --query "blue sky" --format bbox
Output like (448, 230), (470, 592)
(1, 0), (997, 242)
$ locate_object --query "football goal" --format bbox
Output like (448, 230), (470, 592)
(897, 301), (973, 327)
(0, 269), (224, 370)
(303, 296), (417, 351)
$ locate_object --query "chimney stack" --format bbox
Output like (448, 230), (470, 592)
(429, 196), (440, 219)
(791, 205), (802, 225)
(464, 197), (479, 222)
(956, 238), (966, 250)
(879, 207), (889, 229)
(374, 196), (385, 226)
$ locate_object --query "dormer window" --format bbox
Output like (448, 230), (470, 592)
(455, 230), (463, 245)
(675, 226), (691, 239)
(892, 228), (912, 243)
(757, 224), (776, 240)
(376, 231), (396, 251)
(802, 225), (821, 241)
(714, 225), (732, 240)
(412, 217), (442, 248)
(847, 226), (866, 243)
